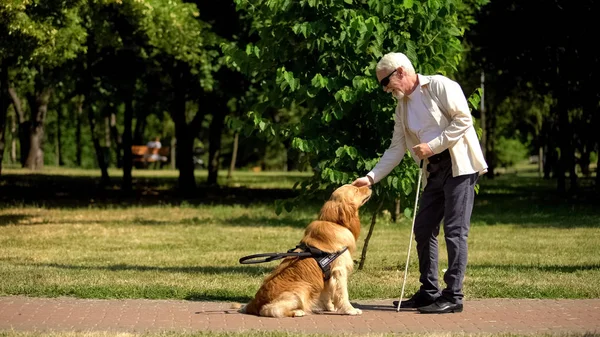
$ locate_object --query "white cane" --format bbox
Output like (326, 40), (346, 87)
(396, 159), (424, 312)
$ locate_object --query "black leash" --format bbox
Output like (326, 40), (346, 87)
(239, 250), (313, 264)
(239, 243), (348, 281)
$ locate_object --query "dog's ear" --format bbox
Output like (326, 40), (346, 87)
(319, 200), (360, 240)
(319, 200), (341, 223)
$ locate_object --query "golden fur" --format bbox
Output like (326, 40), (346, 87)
(239, 184), (372, 317)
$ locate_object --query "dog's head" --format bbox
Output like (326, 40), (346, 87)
(318, 184), (372, 240)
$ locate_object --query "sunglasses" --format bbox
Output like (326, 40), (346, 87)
(379, 69), (397, 87)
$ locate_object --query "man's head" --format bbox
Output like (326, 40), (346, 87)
(376, 52), (418, 99)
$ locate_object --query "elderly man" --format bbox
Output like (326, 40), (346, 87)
(352, 52), (487, 314)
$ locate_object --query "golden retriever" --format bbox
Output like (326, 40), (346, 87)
(239, 184), (372, 317)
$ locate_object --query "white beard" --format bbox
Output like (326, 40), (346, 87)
(392, 90), (405, 101)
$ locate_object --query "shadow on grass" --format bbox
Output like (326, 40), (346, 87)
(0, 173), (313, 208)
(25, 262), (274, 276)
(0, 214), (34, 226)
(0, 215), (312, 228)
(222, 215), (311, 228)
(471, 173), (600, 228)
(469, 263), (600, 273)
(2, 170), (599, 229)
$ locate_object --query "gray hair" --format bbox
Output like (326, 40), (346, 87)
(376, 52), (415, 74)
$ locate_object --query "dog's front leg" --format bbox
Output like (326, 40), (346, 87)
(330, 268), (362, 315)
(316, 282), (335, 312)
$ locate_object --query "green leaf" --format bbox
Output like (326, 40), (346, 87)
(403, 0), (414, 9)
(403, 207), (412, 218)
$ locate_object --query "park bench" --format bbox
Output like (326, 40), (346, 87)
(131, 145), (170, 169)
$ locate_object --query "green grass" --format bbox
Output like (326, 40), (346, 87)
(0, 164), (599, 302)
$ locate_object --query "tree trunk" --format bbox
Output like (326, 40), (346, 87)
(10, 111), (17, 163)
(0, 62), (9, 175)
(170, 137), (176, 170)
(8, 87), (28, 167)
(86, 98), (110, 185)
(104, 115), (111, 147)
(109, 112), (123, 168)
(207, 109), (225, 185)
(169, 78), (196, 194)
(133, 111), (146, 145)
(556, 101), (569, 194)
(358, 199), (385, 270)
(25, 87), (53, 170)
(227, 132), (239, 179)
(596, 150), (600, 193)
(56, 104), (64, 166)
(480, 70), (487, 161)
(122, 97), (134, 192)
(538, 146), (543, 178)
(75, 97), (83, 166)
(171, 102), (196, 193)
(391, 198), (401, 223)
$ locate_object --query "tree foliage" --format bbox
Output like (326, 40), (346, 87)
(225, 0), (488, 215)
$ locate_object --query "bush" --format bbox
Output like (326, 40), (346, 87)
(495, 137), (529, 168)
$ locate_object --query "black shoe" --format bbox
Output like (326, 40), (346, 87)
(392, 292), (437, 309)
(417, 298), (463, 314)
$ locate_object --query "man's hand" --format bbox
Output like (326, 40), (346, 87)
(352, 176), (373, 187)
(412, 143), (434, 160)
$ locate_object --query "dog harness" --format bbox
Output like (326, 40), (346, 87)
(288, 243), (348, 281)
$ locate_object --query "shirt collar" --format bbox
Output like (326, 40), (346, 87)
(417, 73), (429, 87)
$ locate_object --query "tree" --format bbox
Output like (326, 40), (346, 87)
(226, 0), (487, 213)
(0, 0), (86, 172)
(225, 0), (487, 266)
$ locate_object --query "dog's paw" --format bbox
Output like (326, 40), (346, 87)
(291, 309), (306, 317)
(340, 307), (362, 315)
(323, 302), (335, 312)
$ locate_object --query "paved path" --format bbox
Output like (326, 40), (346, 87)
(1, 296), (599, 335)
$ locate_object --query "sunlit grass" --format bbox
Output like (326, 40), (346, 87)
(0, 165), (598, 301)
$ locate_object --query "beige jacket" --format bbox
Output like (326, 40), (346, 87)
(367, 74), (488, 187)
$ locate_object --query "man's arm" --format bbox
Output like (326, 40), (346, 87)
(426, 77), (473, 154)
(366, 109), (407, 184)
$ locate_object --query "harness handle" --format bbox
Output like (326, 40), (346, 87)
(239, 251), (312, 264)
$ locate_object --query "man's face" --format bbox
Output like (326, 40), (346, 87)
(377, 67), (410, 98)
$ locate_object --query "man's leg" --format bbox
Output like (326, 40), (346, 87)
(413, 168), (446, 299)
(441, 172), (478, 304)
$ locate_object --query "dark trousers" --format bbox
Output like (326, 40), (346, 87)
(414, 154), (478, 304)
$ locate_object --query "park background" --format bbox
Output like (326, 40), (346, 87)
(0, 0), (599, 333)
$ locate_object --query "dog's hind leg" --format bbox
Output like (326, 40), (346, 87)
(259, 292), (304, 317)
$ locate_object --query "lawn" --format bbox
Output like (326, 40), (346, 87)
(0, 164), (599, 302)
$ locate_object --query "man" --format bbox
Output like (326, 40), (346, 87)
(145, 136), (167, 162)
(352, 52), (487, 314)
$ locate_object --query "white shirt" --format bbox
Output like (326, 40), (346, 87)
(367, 74), (488, 187)
(406, 86), (446, 144)
(147, 141), (162, 149)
